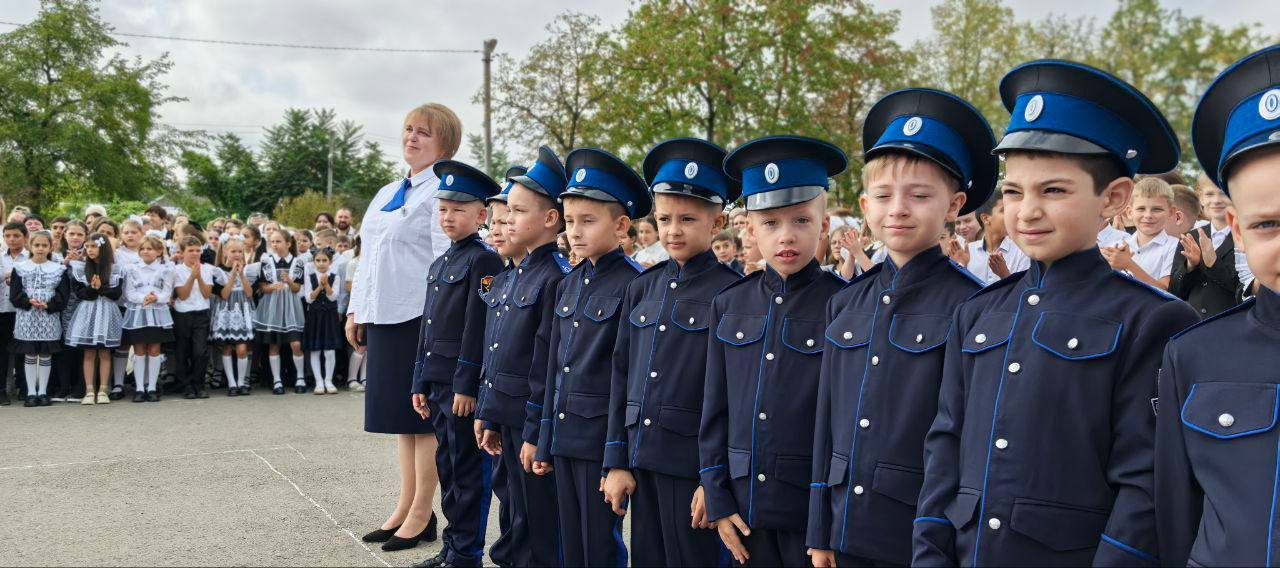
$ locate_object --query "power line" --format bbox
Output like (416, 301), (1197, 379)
(0, 20), (481, 54)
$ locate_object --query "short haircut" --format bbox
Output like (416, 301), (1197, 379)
(1170, 184), (1201, 218)
(225, 218), (244, 229)
(862, 152), (961, 193)
(562, 195), (627, 219)
(26, 214), (45, 226)
(314, 228), (338, 242)
(626, 225), (637, 239)
(712, 230), (740, 249)
(1003, 150), (1128, 194)
(179, 235), (203, 250)
(3, 221), (28, 236)
(404, 103), (462, 160)
(52, 216), (70, 225)
(1139, 171), (1185, 187)
(336, 235), (353, 247)
(1196, 172), (1218, 194)
(1132, 177), (1174, 205)
(144, 205), (168, 220)
(975, 190), (1001, 219)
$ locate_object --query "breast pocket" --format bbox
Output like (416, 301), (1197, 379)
(512, 283), (541, 310)
(1030, 312), (1122, 361)
(671, 300), (711, 333)
(629, 300), (661, 329)
(715, 314), (766, 348)
(781, 318), (824, 355)
(439, 263), (470, 286)
(887, 314), (951, 354)
(582, 295), (621, 324)
(1182, 382), (1280, 463)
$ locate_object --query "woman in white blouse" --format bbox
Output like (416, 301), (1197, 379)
(346, 103), (456, 550)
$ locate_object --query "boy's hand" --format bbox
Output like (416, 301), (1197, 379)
(809, 549), (836, 567)
(949, 238), (970, 267)
(452, 394), (476, 417)
(532, 460), (553, 475)
(1180, 232), (1203, 271)
(1198, 229), (1218, 268)
(1100, 242), (1134, 271)
(520, 442), (539, 472)
(602, 469), (635, 516)
(478, 427), (502, 455)
(690, 485), (712, 529)
(716, 514), (751, 565)
(411, 393), (430, 420)
(989, 251), (1011, 278)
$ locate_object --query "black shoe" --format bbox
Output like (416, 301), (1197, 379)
(272, 384), (285, 395)
(24, 396), (38, 408)
(381, 515), (437, 552)
(423, 512), (438, 542)
(133, 392), (146, 403)
(108, 386), (124, 401)
(146, 391), (159, 402)
(39, 395), (52, 406)
(0, 392), (9, 406)
(412, 549), (448, 568)
(294, 384), (307, 394)
(183, 390), (197, 400)
(239, 386), (251, 396)
(196, 389), (209, 399)
(361, 525), (401, 543)
(227, 388), (238, 397)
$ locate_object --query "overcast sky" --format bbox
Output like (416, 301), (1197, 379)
(2, 0), (1277, 176)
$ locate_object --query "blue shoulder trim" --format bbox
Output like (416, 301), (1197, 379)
(1099, 534), (1158, 563)
(967, 270), (1023, 301)
(551, 252), (573, 274)
(479, 240), (497, 253)
(623, 256), (644, 273)
(1111, 269), (1179, 301)
(1170, 296), (1254, 341)
(948, 259), (985, 287)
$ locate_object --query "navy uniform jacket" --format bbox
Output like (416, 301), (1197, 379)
(699, 260), (845, 532)
(476, 260), (516, 431)
(603, 250), (741, 477)
(474, 242), (572, 436)
(535, 248), (643, 463)
(1168, 231), (1240, 318)
(912, 248), (1199, 567)
(411, 233), (504, 397)
(809, 246), (982, 564)
(1156, 286), (1280, 566)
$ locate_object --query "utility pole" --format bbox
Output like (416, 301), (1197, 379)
(483, 39), (497, 177)
(326, 137), (334, 198)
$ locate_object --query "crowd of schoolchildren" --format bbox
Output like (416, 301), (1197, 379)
(0, 204), (362, 407)
(381, 49), (1280, 568)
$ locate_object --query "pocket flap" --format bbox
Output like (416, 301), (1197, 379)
(481, 290), (499, 308)
(440, 263), (470, 285)
(1009, 498), (1109, 552)
(1181, 382), (1280, 439)
(629, 300), (661, 328)
(555, 293), (579, 318)
(1031, 312), (1122, 360)
(513, 283), (541, 308)
(583, 295), (621, 322)
(782, 318), (824, 354)
(625, 403), (640, 426)
(888, 314), (952, 353)
(774, 455), (811, 488)
(492, 372), (530, 397)
(827, 452), (850, 486)
(962, 312), (1015, 353)
(871, 463), (925, 506)
(565, 392), (610, 418)
(716, 314), (766, 346)
(430, 339), (461, 358)
(672, 299), (712, 331)
(728, 448), (752, 479)
(944, 489), (981, 529)
(657, 405), (701, 437)
(826, 311), (873, 349)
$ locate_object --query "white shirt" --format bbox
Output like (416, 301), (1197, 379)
(1130, 231), (1178, 280)
(1209, 222), (1232, 250)
(966, 237), (1031, 284)
(348, 167), (449, 324)
(1236, 249), (1255, 298)
(1097, 225), (1137, 249)
(303, 269), (342, 303)
(632, 241), (669, 265)
(125, 259), (174, 305)
(0, 249), (31, 313)
(171, 263), (218, 312)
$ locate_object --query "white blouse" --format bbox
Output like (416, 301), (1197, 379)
(348, 166), (450, 325)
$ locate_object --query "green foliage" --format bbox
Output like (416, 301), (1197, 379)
(271, 191), (361, 231)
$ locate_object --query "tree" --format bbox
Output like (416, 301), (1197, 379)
(179, 133), (262, 217)
(467, 132), (512, 181)
(0, 0), (185, 210)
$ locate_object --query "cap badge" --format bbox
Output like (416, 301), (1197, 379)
(445, 174), (454, 186)
(575, 169), (586, 183)
(903, 116), (922, 136)
(1260, 89), (1280, 121)
(1025, 94), (1044, 122)
(684, 162), (699, 179)
(764, 162), (780, 184)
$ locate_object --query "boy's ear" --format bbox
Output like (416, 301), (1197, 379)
(1228, 208), (1241, 247)
(947, 191), (968, 222)
(1100, 177), (1134, 220)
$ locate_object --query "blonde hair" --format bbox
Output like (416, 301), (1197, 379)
(862, 152), (960, 193)
(404, 103), (462, 160)
(1170, 184), (1201, 218)
(1133, 177), (1174, 206)
(139, 235), (165, 253)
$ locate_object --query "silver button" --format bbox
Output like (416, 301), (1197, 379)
(521, 296), (526, 302)
(882, 295), (891, 304)
(649, 371), (657, 378)
(669, 282), (677, 289)
(853, 485), (864, 495)
(495, 312), (501, 317)
(843, 331), (853, 340)
(502, 294), (507, 300)
(561, 306), (569, 312)
(758, 412), (767, 420)
(573, 321), (579, 328)
(736, 331), (744, 340)
(518, 269), (523, 274)
(806, 339), (815, 347)
(765, 353), (775, 361)
(975, 333), (987, 344)
(558, 412), (565, 420)
(640, 315), (646, 323)
(596, 309), (603, 317)
(487, 382), (493, 387)
(492, 343), (498, 350)
(443, 256), (448, 261)
(988, 518), (1001, 530)
(1027, 294), (1040, 306)
(871, 356), (880, 366)
(1067, 338), (1079, 350)
(563, 366), (570, 373)
(774, 296), (783, 304)
(757, 474), (766, 482)
(995, 438), (1008, 450)
(1008, 362), (1021, 374)
(426, 352), (432, 357)
(658, 325), (667, 332)
(859, 418), (870, 429)
(584, 278), (590, 285)
(426, 319), (432, 325)
(915, 334), (924, 344)
(643, 418), (651, 426)
(1219, 413), (1235, 428)
(504, 306), (510, 311)
(688, 317), (696, 325)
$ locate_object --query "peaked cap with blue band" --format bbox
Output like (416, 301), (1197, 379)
(433, 160), (502, 202)
(723, 135), (848, 211)
(862, 88), (997, 215)
(642, 138), (740, 205)
(1192, 44), (1280, 194)
(489, 164), (526, 204)
(510, 145), (568, 199)
(563, 147), (652, 219)
(994, 60), (1180, 177)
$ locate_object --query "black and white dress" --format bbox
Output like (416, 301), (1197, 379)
(121, 259), (175, 344)
(253, 253), (305, 343)
(9, 260), (70, 354)
(302, 270), (342, 351)
(65, 264), (124, 348)
(211, 263), (260, 344)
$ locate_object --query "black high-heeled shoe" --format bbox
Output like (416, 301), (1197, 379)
(380, 514), (438, 551)
(361, 524), (401, 543)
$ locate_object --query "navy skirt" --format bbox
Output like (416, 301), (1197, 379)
(364, 317), (434, 435)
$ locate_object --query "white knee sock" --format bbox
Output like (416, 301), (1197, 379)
(322, 350), (335, 388)
(36, 356), (51, 396)
(146, 355), (161, 391)
(24, 356), (37, 396)
(112, 350), (128, 388)
(292, 355), (305, 387)
(309, 352), (322, 383)
(133, 354), (147, 391)
(348, 350), (364, 383)
(269, 355), (282, 386)
(236, 356), (250, 389)
(222, 355), (237, 388)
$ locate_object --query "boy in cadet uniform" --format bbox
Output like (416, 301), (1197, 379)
(600, 138), (742, 566)
(528, 148), (650, 566)
(808, 89), (996, 567)
(912, 60), (1200, 566)
(1156, 44), (1280, 567)
(407, 160), (505, 568)
(471, 146), (569, 568)
(700, 136), (849, 566)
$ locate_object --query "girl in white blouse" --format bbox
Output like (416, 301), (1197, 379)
(121, 236), (174, 402)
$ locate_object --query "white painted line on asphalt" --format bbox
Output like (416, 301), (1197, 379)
(249, 449), (390, 568)
(0, 446), (292, 472)
(286, 443), (308, 461)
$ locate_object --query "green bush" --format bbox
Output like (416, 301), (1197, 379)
(272, 191), (362, 230)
